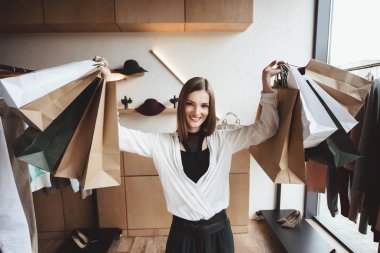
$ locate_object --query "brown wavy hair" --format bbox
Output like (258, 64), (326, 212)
(177, 77), (216, 142)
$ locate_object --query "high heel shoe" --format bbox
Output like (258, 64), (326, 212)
(72, 229), (93, 248)
(277, 210), (300, 223)
(281, 212), (302, 228)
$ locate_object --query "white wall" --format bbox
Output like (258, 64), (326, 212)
(0, 0), (314, 218)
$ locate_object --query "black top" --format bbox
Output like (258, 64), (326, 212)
(180, 131), (210, 183)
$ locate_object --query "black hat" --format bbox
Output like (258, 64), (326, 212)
(135, 99), (165, 116)
(114, 59), (148, 75)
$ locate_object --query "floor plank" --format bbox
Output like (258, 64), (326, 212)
(39, 219), (348, 253)
(109, 219), (285, 253)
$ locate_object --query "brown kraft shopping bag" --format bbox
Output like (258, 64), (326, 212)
(53, 79), (103, 179)
(250, 88), (305, 184)
(81, 81), (121, 190)
(305, 59), (372, 116)
(14, 71), (100, 131)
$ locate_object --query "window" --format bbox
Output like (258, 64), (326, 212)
(312, 1), (380, 252)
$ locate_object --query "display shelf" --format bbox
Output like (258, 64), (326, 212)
(118, 108), (177, 114)
(260, 209), (335, 253)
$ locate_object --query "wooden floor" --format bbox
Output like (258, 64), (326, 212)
(106, 219), (285, 253)
(39, 219), (285, 253)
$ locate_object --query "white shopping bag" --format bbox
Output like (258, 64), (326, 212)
(0, 118), (32, 253)
(288, 68), (358, 148)
(303, 75), (358, 133)
(0, 60), (101, 108)
(288, 68), (337, 148)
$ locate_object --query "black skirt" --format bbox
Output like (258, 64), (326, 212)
(165, 209), (234, 253)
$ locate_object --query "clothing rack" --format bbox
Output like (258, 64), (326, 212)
(0, 64), (34, 73)
(344, 62), (380, 71)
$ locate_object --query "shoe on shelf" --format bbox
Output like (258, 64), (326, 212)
(277, 210), (300, 223)
(281, 212), (302, 228)
(255, 211), (264, 221)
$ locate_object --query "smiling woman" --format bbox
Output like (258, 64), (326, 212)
(96, 56), (281, 253)
(177, 77), (215, 139)
(185, 90), (210, 132)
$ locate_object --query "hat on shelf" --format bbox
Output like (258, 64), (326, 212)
(135, 99), (165, 116)
(113, 59), (148, 75)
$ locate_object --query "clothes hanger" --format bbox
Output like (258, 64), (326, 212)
(365, 67), (374, 81)
(344, 62), (380, 71)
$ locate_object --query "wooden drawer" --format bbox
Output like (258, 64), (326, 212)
(0, 0), (54, 32)
(97, 179), (128, 230)
(44, 0), (120, 32)
(227, 173), (249, 226)
(33, 187), (96, 232)
(123, 152), (157, 176)
(125, 176), (172, 230)
(115, 0), (184, 32)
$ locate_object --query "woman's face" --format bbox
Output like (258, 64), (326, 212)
(185, 90), (210, 133)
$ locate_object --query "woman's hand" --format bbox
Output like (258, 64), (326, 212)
(93, 56), (111, 80)
(262, 60), (285, 93)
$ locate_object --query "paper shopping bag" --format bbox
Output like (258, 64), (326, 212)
(0, 60), (101, 108)
(81, 81), (121, 190)
(14, 71), (100, 131)
(250, 88), (305, 184)
(53, 77), (103, 179)
(305, 59), (372, 116)
(288, 67), (337, 148)
(303, 74), (358, 133)
(15, 78), (101, 172)
(13, 127), (41, 158)
(288, 68), (358, 148)
(304, 79), (361, 168)
(0, 118), (33, 253)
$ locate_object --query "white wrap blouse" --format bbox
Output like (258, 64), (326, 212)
(119, 92), (279, 221)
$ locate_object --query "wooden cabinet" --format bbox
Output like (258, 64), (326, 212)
(185, 0), (253, 31)
(1, 0), (253, 32)
(97, 177), (128, 230)
(115, 0), (184, 32)
(123, 152), (157, 176)
(125, 176), (172, 236)
(43, 0), (120, 32)
(97, 149), (250, 236)
(0, 0), (54, 32)
(33, 186), (96, 233)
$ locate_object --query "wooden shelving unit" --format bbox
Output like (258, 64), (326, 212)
(118, 108), (177, 114)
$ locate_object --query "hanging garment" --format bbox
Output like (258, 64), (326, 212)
(305, 161), (326, 193)
(336, 167), (352, 218)
(352, 79), (380, 242)
(347, 101), (368, 222)
(0, 101), (37, 253)
(326, 165), (339, 217)
(0, 117), (32, 253)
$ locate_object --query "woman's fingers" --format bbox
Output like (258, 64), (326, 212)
(93, 56), (109, 68)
